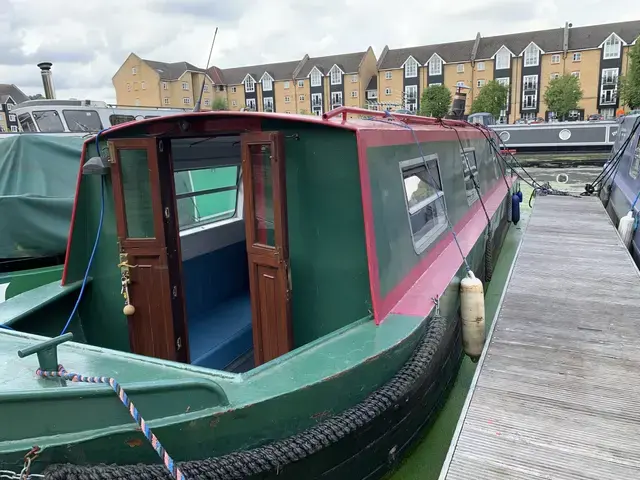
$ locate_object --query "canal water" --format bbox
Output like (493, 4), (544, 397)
(387, 158), (604, 480)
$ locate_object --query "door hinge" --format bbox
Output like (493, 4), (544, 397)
(159, 140), (164, 153)
(176, 337), (182, 350)
(164, 207), (170, 219)
(172, 285), (177, 298)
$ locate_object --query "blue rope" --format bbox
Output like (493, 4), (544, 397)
(632, 189), (640, 210)
(369, 116), (471, 273)
(60, 130), (107, 336)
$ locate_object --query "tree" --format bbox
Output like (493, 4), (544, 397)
(419, 85), (451, 118)
(620, 41), (640, 110)
(543, 74), (583, 120)
(211, 97), (228, 111)
(28, 94), (44, 100)
(471, 80), (509, 117)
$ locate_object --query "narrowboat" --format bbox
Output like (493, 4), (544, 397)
(598, 113), (640, 263)
(0, 107), (514, 479)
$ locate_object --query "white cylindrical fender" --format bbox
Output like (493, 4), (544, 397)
(460, 271), (485, 362)
(618, 211), (635, 250)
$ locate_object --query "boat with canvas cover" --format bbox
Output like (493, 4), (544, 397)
(0, 107), (515, 480)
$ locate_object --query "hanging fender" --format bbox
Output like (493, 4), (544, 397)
(511, 193), (521, 224)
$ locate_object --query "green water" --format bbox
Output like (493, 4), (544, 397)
(388, 184), (534, 480)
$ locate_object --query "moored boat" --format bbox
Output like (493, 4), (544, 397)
(0, 107), (513, 479)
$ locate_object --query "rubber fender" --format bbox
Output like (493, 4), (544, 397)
(516, 190), (523, 202)
(511, 193), (521, 224)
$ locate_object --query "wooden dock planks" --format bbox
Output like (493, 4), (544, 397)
(440, 195), (640, 480)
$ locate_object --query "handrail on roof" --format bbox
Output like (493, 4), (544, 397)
(322, 106), (470, 128)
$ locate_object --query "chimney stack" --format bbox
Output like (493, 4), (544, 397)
(37, 62), (56, 99)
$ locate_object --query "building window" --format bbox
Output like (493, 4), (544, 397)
(244, 77), (255, 93)
(405, 57), (418, 78)
(297, 80), (304, 87)
(603, 34), (621, 59)
(310, 69), (322, 87)
(457, 64), (464, 73)
(602, 68), (618, 85)
(477, 62), (485, 71)
(550, 73), (560, 80)
(284, 96), (291, 103)
(11, 126), (17, 132)
(331, 91), (343, 108)
(351, 75), (358, 83)
(262, 76), (273, 92)
(285, 111), (291, 114)
(524, 43), (539, 67)
(523, 93), (537, 109)
(311, 93), (323, 115)
(126, 83), (131, 91)
(367, 90), (378, 99)
(202, 99), (209, 106)
(162, 82), (168, 90)
(430, 82), (442, 86)
(600, 68), (619, 105)
(601, 107), (615, 119)
(231, 86), (237, 93)
(573, 52), (582, 62)
(404, 85), (418, 112)
(461, 149), (479, 206)
(263, 97), (274, 112)
(497, 77), (510, 111)
(571, 71), (581, 79)
(163, 97), (170, 105)
(8, 114), (16, 122)
(400, 154), (447, 254)
(203, 84), (209, 92)
(385, 71), (392, 80)
(232, 100), (237, 107)
(182, 82), (189, 90)
(351, 91), (358, 98)
(329, 66), (342, 85)
(551, 54), (560, 64)
(132, 67), (137, 75)
(141, 81), (146, 90)
(135, 99), (140, 106)
(183, 97), (191, 105)
(523, 74), (538, 91)
(429, 56), (443, 76)
(284, 81), (290, 89)
(299, 94), (305, 102)
(456, 81), (465, 87)
(477, 79), (486, 88)
(385, 88), (392, 95)
(495, 48), (511, 70)
(246, 98), (257, 110)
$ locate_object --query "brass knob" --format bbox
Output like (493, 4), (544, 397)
(123, 304), (136, 316)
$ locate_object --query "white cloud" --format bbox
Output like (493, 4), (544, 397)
(2, 0), (639, 103)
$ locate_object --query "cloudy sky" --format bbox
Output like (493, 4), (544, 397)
(2, 0), (639, 103)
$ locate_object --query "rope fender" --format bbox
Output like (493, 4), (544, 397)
(44, 314), (450, 480)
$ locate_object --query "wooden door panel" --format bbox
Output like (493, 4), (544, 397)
(241, 132), (293, 367)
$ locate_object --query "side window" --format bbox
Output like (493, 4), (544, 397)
(32, 110), (64, 132)
(18, 113), (37, 132)
(109, 114), (135, 126)
(400, 155), (448, 254)
(461, 148), (479, 206)
(63, 110), (103, 132)
(630, 144), (640, 180)
(174, 166), (239, 231)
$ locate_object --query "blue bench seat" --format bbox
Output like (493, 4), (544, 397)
(188, 293), (253, 370)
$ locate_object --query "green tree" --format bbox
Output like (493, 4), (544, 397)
(620, 41), (640, 110)
(543, 74), (583, 120)
(211, 97), (228, 111)
(471, 80), (509, 117)
(419, 85), (451, 118)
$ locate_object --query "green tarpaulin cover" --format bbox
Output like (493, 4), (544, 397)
(0, 134), (83, 259)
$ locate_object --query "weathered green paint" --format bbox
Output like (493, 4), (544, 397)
(0, 264), (62, 301)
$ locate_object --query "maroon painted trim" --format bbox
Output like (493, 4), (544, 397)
(361, 127), (486, 148)
(386, 176), (514, 320)
(355, 131), (382, 324)
(61, 145), (87, 286)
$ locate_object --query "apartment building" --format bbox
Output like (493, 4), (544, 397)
(112, 20), (640, 123)
(376, 20), (640, 122)
(0, 84), (28, 132)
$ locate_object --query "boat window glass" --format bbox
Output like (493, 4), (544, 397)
(63, 110), (103, 132)
(144, 115), (159, 119)
(461, 149), (479, 205)
(630, 144), (640, 180)
(18, 113), (37, 132)
(32, 110), (64, 132)
(119, 149), (156, 238)
(109, 114), (136, 126)
(400, 155), (448, 254)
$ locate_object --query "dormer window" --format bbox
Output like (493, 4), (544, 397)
(244, 76), (255, 93)
(523, 43), (539, 67)
(495, 47), (511, 70)
(429, 56), (443, 76)
(310, 68), (322, 87)
(603, 34), (622, 59)
(329, 65), (342, 85)
(262, 76), (273, 91)
(405, 57), (418, 78)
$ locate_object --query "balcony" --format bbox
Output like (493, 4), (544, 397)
(600, 91), (617, 105)
(602, 75), (618, 85)
(311, 98), (323, 107)
(523, 81), (538, 91)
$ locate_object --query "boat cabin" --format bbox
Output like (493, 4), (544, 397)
(52, 108), (507, 373)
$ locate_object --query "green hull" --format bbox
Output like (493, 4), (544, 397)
(0, 199), (510, 479)
(0, 264), (63, 303)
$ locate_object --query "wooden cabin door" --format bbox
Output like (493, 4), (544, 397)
(241, 132), (293, 366)
(108, 138), (189, 364)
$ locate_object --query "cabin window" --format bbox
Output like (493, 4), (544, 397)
(63, 110), (103, 132)
(32, 110), (64, 132)
(461, 149), (480, 206)
(110, 114), (135, 125)
(630, 145), (640, 179)
(18, 113), (37, 132)
(120, 149), (156, 238)
(174, 165), (239, 231)
(400, 155), (448, 254)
